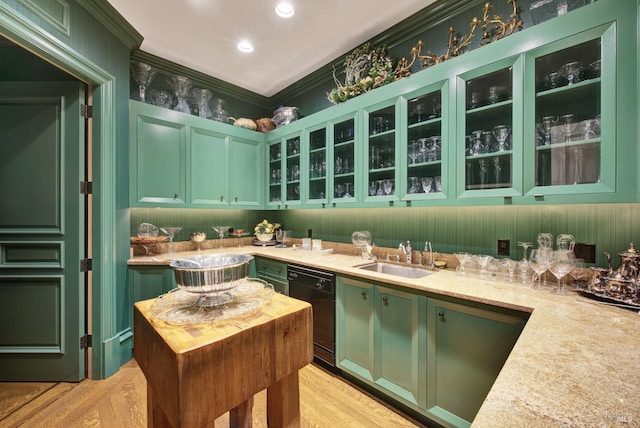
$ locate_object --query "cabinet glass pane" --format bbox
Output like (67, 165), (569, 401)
(268, 143), (282, 203)
(407, 92), (442, 194)
(534, 38), (601, 186)
(464, 67), (513, 190)
(285, 136), (300, 202)
(368, 106), (396, 196)
(309, 128), (327, 200)
(334, 119), (356, 199)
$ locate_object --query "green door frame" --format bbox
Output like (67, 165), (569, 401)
(0, 4), (118, 378)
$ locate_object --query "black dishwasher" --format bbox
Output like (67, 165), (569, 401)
(287, 264), (336, 367)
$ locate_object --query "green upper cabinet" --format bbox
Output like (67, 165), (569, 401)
(330, 114), (359, 206)
(130, 100), (264, 209)
(307, 124), (329, 203)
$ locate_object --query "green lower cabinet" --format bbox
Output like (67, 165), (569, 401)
(130, 266), (176, 305)
(336, 277), (427, 411)
(337, 276), (527, 427)
(425, 298), (527, 427)
(254, 256), (288, 295)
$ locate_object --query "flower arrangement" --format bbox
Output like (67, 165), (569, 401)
(254, 219), (280, 236)
(327, 43), (398, 104)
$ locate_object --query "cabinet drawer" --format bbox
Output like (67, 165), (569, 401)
(255, 258), (287, 280)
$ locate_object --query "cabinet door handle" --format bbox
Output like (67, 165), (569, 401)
(173, 193), (179, 199)
(361, 291), (366, 299)
(220, 195), (224, 202)
(382, 296), (388, 305)
(438, 311), (445, 321)
(234, 196), (238, 203)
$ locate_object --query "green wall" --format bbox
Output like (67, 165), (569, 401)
(132, 202), (634, 268)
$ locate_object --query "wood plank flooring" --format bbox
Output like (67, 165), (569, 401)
(0, 359), (427, 427)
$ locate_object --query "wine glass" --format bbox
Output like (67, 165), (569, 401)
(369, 181), (378, 196)
(130, 61), (156, 103)
(211, 98), (229, 123)
(160, 227), (182, 253)
(559, 114), (577, 143)
(517, 241), (532, 284)
(408, 177), (419, 194)
(275, 230), (290, 248)
(549, 250), (576, 294)
(211, 226), (230, 248)
(528, 248), (553, 289)
(561, 61), (583, 85)
(168, 75), (192, 114)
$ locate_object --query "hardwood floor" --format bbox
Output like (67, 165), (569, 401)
(0, 359), (426, 427)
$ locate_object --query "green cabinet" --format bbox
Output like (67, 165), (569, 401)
(130, 100), (264, 208)
(262, 0), (636, 208)
(425, 298), (526, 427)
(254, 256), (288, 295)
(337, 276), (527, 427)
(336, 276), (427, 410)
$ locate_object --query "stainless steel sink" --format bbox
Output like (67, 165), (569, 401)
(355, 262), (434, 278)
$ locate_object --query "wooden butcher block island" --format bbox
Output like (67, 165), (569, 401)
(134, 293), (313, 427)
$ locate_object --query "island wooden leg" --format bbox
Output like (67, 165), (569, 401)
(230, 396), (254, 427)
(266, 371), (301, 427)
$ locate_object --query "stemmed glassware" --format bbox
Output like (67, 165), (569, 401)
(528, 248), (554, 289)
(549, 250), (576, 294)
(211, 226), (230, 248)
(561, 61), (583, 85)
(275, 230), (290, 248)
(130, 61), (156, 103)
(192, 88), (213, 119)
(492, 157), (502, 184)
(168, 75), (192, 114)
(475, 254), (494, 279)
(560, 114), (577, 143)
(537, 116), (557, 146)
(493, 125), (511, 152)
(160, 227), (182, 254)
(383, 179), (394, 195)
(499, 258), (517, 282)
(454, 252), (470, 276)
(517, 241), (532, 284)
(369, 181), (378, 196)
(421, 177), (433, 193)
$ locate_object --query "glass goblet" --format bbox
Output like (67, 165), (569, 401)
(548, 250), (576, 294)
(192, 88), (213, 119)
(475, 254), (494, 279)
(211, 226), (230, 248)
(160, 227), (182, 254)
(529, 248), (553, 289)
(493, 125), (511, 152)
(499, 258), (517, 282)
(454, 252), (470, 276)
(383, 179), (394, 195)
(421, 177), (433, 193)
(559, 114), (577, 143)
(168, 75), (193, 114)
(130, 61), (156, 103)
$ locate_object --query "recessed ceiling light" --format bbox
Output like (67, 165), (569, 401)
(237, 40), (254, 53)
(275, 2), (294, 18)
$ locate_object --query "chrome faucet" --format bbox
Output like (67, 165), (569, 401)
(425, 241), (434, 268)
(399, 241), (412, 264)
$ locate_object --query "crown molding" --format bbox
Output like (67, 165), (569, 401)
(77, 0), (143, 50)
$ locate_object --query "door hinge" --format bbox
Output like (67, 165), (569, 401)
(80, 258), (93, 272)
(80, 334), (92, 349)
(80, 104), (92, 118)
(80, 181), (93, 195)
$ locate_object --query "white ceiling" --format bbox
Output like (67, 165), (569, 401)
(106, 0), (437, 97)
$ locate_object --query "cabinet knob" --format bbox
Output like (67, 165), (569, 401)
(382, 296), (388, 305)
(173, 193), (179, 199)
(234, 196), (238, 203)
(361, 291), (366, 299)
(220, 195), (224, 202)
(438, 311), (445, 321)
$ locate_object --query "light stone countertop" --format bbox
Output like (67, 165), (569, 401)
(129, 244), (640, 427)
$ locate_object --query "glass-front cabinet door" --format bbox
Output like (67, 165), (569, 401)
(365, 102), (398, 201)
(526, 25), (615, 197)
(308, 126), (328, 202)
(267, 140), (283, 206)
(332, 116), (357, 204)
(285, 135), (301, 205)
(458, 59), (522, 198)
(404, 84), (446, 200)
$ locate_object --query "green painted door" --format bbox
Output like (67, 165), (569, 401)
(375, 285), (426, 407)
(336, 276), (374, 381)
(0, 81), (85, 381)
(426, 298), (526, 427)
